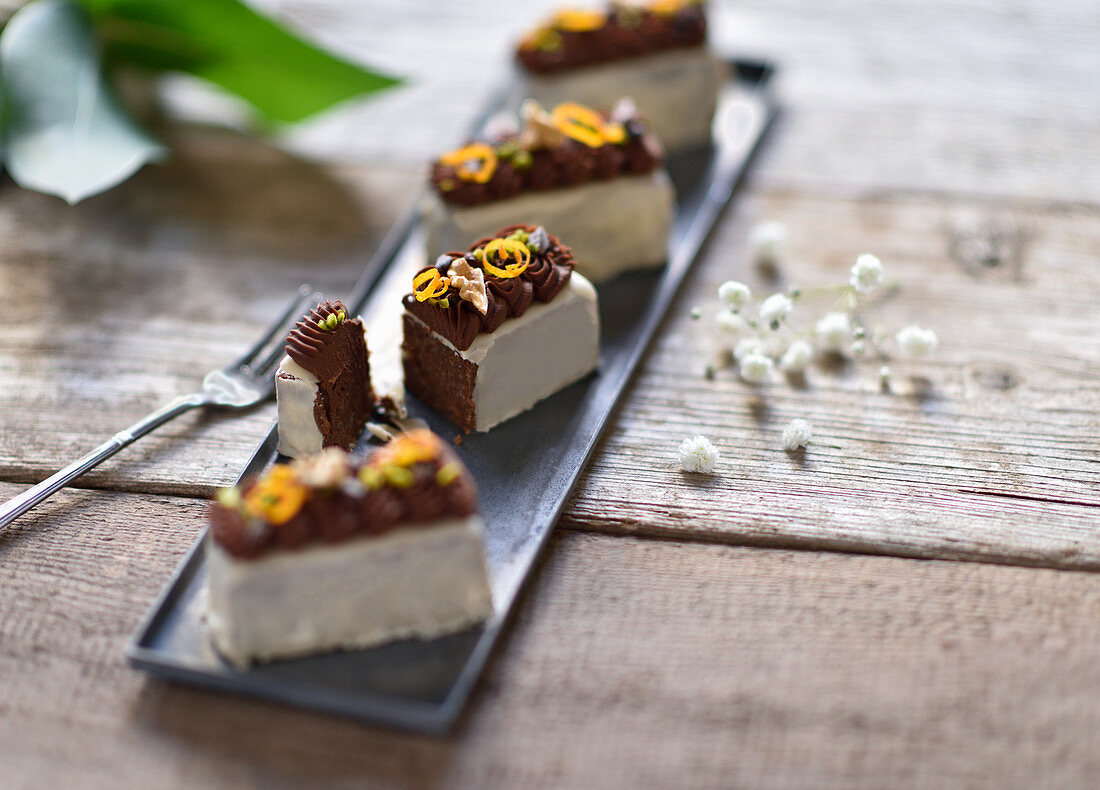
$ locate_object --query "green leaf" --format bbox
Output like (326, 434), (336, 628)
(79, 0), (402, 125)
(0, 0), (165, 203)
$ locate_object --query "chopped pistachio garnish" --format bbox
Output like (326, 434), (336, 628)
(615, 3), (643, 27)
(436, 463), (462, 486)
(527, 26), (562, 52)
(358, 466), (384, 491)
(383, 465), (414, 488)
(512, 150), (533, 170)
(215, 486), (241, 508)
(318, 310), (346, 332)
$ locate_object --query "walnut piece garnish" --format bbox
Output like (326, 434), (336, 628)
(446, 259), (489, 315)
(518, 99), (566, 150)
(292, 447), (349, 489)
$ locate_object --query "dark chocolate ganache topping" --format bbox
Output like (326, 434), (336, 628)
(402, 224), (576, 351)
(283, 299), (376, 450)
(430, 100), (662, 207)
(516, 1), (707, 74)
(210, 431), (478, 560)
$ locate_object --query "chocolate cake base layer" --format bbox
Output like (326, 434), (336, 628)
(402, 313), (478, 433)
(313, 321), (374, 450)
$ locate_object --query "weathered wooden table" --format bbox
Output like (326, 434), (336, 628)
(2, 1), (1099, 787)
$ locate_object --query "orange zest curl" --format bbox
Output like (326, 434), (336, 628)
(413, 268), (451, 302)
(553, 9), (606, 32)
(370, 429), (443, 470)
(551, 102), (624, 148)
(481, 238), (531, 278)
(601, 122), (627, 144)
(438, 143), (498, 184)
(244, 465), (308, 525)
(649, 0), (693, 15)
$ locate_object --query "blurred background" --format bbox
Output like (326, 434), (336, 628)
(167, 0), (1100, 204)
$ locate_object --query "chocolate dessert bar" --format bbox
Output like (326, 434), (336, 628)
(403, 224), (600, 432)
(275, 299), (376, 458)
(515, 0), (723, 150)
(424, 99), (672, 282)
(205, 431), (493, 666)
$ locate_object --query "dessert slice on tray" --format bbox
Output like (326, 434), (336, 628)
(275, 299), (383, 459)
(424, 98), (672, 282)
(403, 224), (599, 433)
(515, 0), (724, 150)
(205, 430), (493, 667)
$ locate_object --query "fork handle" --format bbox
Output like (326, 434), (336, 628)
(0, 394), (205, 531)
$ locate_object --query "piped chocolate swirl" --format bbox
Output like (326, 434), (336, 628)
(210, 433), (478, 560)
(431, 99), (662, 207)
(402, 224), (576, 351)
(282, 300), (375, 450)
(516, 1), (707, 75)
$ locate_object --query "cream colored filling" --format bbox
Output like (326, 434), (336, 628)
(407, 274), (599, 432)
(204, 516), (493, 667)
(423, 171), (672, 283)
(276, 325), (392, 459)
(275, 356), (323, 458)
(520, 46), (726, 150)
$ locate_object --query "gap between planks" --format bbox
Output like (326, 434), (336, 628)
(2, 480), (1098, 579)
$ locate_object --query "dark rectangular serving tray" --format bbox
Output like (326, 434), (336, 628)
(127, 58), (778, 734)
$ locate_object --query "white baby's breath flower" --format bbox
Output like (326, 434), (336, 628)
(781, 418), (813, 451)
(716, 311), (746, 334)
(814, 311), (852, 351)
(759, 293), (793, 327)
(896, 325), (939, 357)
(739, 352), (774, 384)
(780, 340), (814, 373)
(849, 253), (884, 294)
(679, 434), (720, 473)
(748, 220), (787, 265)
(718, 280), (751, 312)
(734, 336), (763, 360)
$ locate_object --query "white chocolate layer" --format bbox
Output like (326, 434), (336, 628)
(275, 356), (323, 458)
(424, 171), (672, 283)
(275, 324), (385, 459)
(205, 516), (493, 667)
(520, 47), (726, 150)
(407, 274), (599, 432)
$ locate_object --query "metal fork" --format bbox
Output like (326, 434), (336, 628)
(0, 284), (316, 531)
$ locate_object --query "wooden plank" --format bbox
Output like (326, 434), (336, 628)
(2, 484), (1100, 789)
(244, 0), (1100, 204)
(0, 130), (421, 494)
(4, 186), (1096, 570)
(565, 190), (1100, 569)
